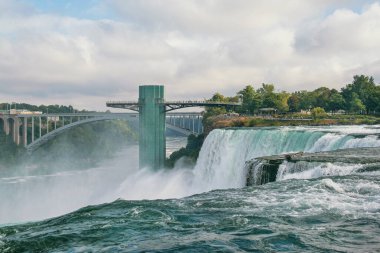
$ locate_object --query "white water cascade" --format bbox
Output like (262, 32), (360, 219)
(1, 125), (380, 224)
(191, 125), (380, 191)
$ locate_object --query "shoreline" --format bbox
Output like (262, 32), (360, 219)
(204, 114), (380, 133)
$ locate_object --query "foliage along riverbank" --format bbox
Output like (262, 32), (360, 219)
(203, 114), (380, 133)
(202, 74), (380, 132)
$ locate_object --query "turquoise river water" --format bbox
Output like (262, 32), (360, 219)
(1, 125), (380, 252)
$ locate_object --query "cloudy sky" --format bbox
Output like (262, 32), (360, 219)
(1, 0), (379, 111)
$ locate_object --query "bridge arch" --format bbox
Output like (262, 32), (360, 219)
(26, 116), (139, 153)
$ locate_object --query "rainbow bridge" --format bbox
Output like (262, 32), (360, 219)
(0, 112), (203, 153)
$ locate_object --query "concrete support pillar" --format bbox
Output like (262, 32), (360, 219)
(197, 116), (201, 134)
(47, 116), (49, 133)
(12, 118), (16, 143)
(14, 118), (20, 145)
(39, 117), (42, 138)
(23, 117), (27, 147)
(139, 85), (166, 169)
(32, 117), (35, 142)
(4, 118), (9, 135)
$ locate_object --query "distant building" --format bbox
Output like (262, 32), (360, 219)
(47, 116), (60, 122)
(336, 110), (346, 114)
(258, 108), (277, 115)
(9, 109), (43, 115)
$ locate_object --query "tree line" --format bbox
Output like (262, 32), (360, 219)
(206, 75), (380, 116)
(0, 103), (90, 113)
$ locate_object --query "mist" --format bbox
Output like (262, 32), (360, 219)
(0, 120), (198, 224)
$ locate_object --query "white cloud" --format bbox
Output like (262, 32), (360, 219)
(0, 0), (379, 110)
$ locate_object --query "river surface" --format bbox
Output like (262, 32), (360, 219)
(1, 126), (380, 252)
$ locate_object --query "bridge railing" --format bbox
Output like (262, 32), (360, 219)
(164, 100), (241, 105)
(106, 100), (241, 106)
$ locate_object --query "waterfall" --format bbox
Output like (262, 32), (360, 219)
(192, 126), (380, 188)
(245, 160), (264, 186)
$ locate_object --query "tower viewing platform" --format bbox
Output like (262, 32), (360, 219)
(106, 100), (241, 112)
(106, 85), (241, 169)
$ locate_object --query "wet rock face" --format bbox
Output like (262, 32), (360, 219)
(245, 160), (279, 186)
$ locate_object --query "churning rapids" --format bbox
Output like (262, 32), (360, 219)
(1, 125), (380, 252)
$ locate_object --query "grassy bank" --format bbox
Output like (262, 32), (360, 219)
(204, 114), (380, 133)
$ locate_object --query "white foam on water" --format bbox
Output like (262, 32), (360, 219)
(245, 177), (380, 219)
(321, 178), (345, 193)
(342, 135), (380, 148)
(1, 125), (380, 223)
(277, 162), (364, 181)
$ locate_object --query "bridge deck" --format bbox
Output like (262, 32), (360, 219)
(106, 100), (241, 112)
(106, 100), (240, 106)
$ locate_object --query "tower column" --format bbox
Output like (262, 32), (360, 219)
(139, 85), (166, 169)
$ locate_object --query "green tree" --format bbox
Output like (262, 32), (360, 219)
(349, 93), (366, 113)
(327, 90), (345, 112)
(288, 94), (301, 112)
(342, 75), (377, 114)
(258, 83), (277, 108)
(210, 92), (226, 102)
(297, 90), (316, 110)
(274, 91), (290, 113)
(237, 85), (261, 114)
(203, 92), (232, 119)
(311, 107), (327, 120)
(366, 85), (380, 114)
(313, 87), (331, 109)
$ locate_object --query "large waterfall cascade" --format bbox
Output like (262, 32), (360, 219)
(193, 125), (380, 189)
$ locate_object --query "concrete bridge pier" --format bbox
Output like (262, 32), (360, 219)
(13, 118), (21, 145)
(23, 117), (27, 147)
(3, 117), (10, 135)
(39, 117), (42, 139)
(31, 117), (35, 143)
(138, 85), (166, 169)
